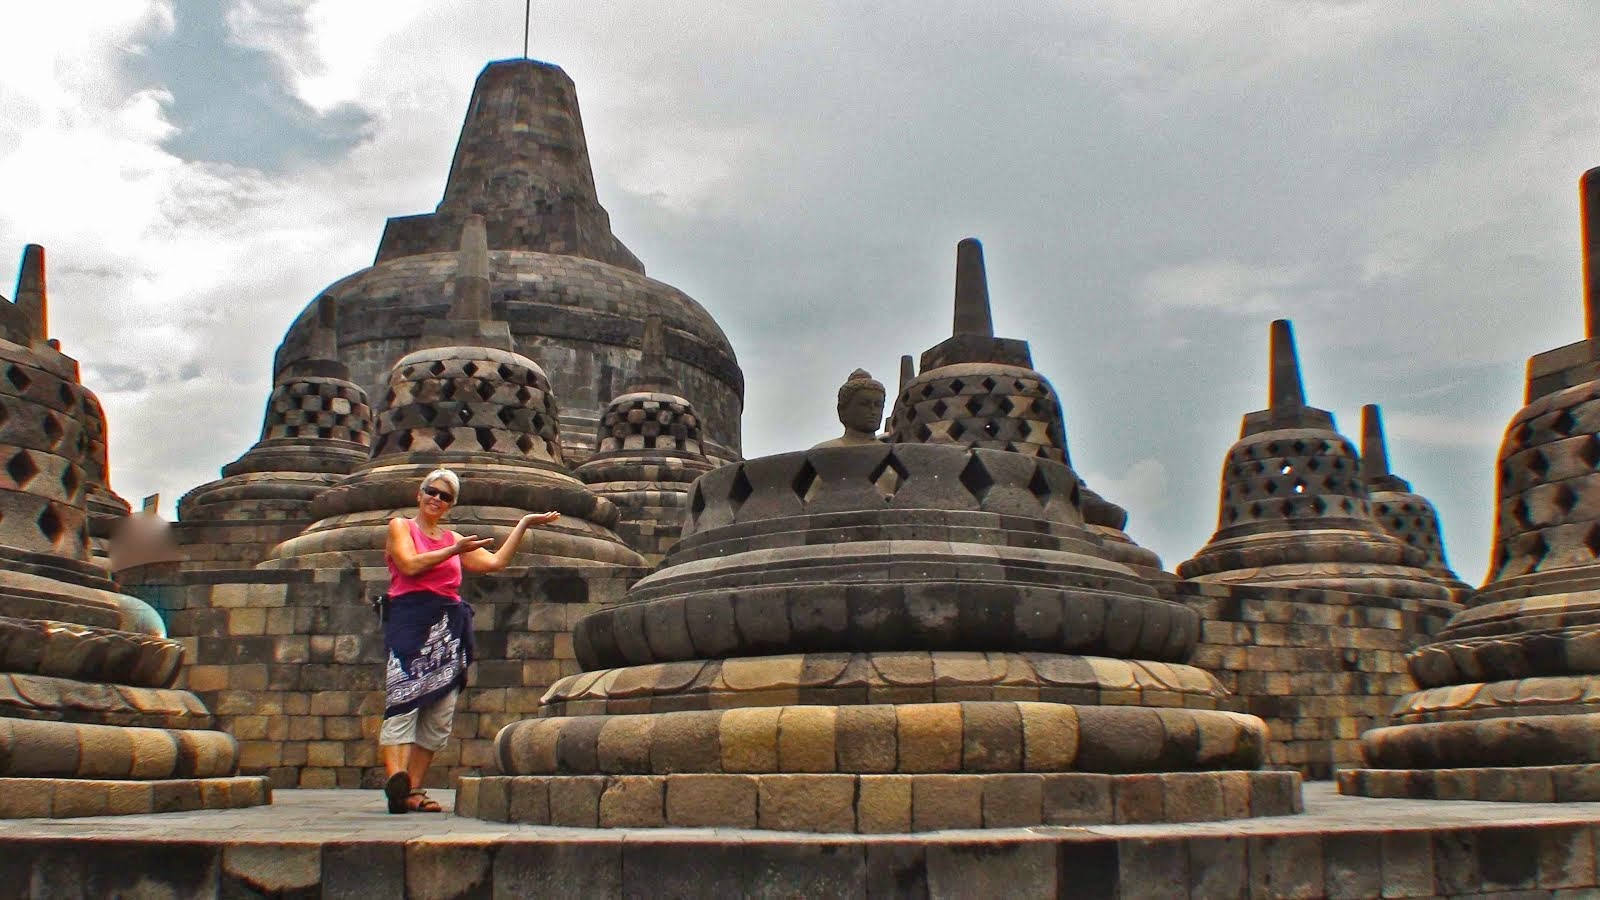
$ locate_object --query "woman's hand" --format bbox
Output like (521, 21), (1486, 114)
(519, 511), (561, 528)
(452, 534), (494, 556)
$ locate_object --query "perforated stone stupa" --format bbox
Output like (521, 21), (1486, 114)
(456, 241), (1298, 832)
(1342, 166), (1600, 801)
(1178, 320), (1454, 601)
(574, 315), (714, 563)
(173, 297), (373, 570)
(1361, 403), (1471, 599)
(272, 58), (743, 463)
(0, 245), (266, 818)
(264, 216), (642, 570)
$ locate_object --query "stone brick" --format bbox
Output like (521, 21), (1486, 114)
(599, 775), (665, 827)
(507, 776), (550, 824)
(1249, 834), (1324, 899)
(1112, 773), (1164, 823)
(777, 705), (836, 772)
(548, 776), (604, 827)
(981, 773), (1042, 828)
(665, 774), (757, 828)
(835, 704), (897, 773)
(1042, 773), (1113, 825)
(757, 774), (855, 832)
(911, 774), (983, 831)
(858, 775), (912, 834)
(896, 704), (962, 773)
(223, 843), (321, 897)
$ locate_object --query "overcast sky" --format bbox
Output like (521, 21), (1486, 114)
(3, 1), (1599, 585)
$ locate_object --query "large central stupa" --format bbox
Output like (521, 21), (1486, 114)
(272, 59), (743, 463)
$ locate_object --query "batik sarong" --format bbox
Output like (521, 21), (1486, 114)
(383, 591), (475, 718)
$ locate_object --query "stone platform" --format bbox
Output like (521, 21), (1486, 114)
(1, 783), (1598, 897)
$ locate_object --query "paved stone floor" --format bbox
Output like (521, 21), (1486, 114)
(3, 783), (1599, 897)
(1, 782), (1596, 842)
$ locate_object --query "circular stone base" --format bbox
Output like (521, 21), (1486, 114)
(456, 770), (1301, 832)
(1337, 764), (1600, 802)
(0, 775), (271, 818)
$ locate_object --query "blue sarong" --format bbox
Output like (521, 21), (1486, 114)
(383, 591), (475, 718)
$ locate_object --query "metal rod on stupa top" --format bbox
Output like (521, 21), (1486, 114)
(14, 244), (47, 345)
(523, 0), (532, 59)
(1583, 166), (1600, 338)
(952, 237), (994, 338)
(1268, 319), (1306, 409)
(1360, 404), (1391, 480)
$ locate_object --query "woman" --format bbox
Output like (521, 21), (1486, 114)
(380, 468), (559, 813)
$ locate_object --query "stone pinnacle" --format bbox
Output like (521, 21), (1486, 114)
(1360, 404), (1391, 480)
(952, 238), (994, 338)
(628, 313), (677, 392)
(15, 244), (47, 345)
(899, 354), (916, 396)
(1583, 166), (1600, 338)
(307, 296), (339, 362)
(1269, 319), (1306, 409)
(451, 214), (492, 322)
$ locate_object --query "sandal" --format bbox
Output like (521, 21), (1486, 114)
(407, 790), (443, 813)
(384, 771), (411, 814)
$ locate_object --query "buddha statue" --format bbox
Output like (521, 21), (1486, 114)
(812, 368), (886, 448)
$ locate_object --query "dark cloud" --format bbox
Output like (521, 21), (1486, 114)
(125, 0), (372, 172)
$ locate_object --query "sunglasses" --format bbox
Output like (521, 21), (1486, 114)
(421, 485), (455, 504)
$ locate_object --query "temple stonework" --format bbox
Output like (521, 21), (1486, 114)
(0, 246), (266, 817)
(1341, 166), (1600, 801)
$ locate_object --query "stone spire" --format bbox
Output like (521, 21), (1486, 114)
(14, 244), (47, 349)
(374, 59), (642, 273)
(625, 313), (677, 393)
(898, 354), (915, 396)
(1269, 318), (1305, 409)
(1359, 403), (1393, 485)
(418, 215), (513, 351)
(952, 237), (993, 337)
(1583, 166), (1600, 338)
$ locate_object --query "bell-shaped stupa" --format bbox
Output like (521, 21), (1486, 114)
(272, 58), (742, 463)
(458, 240), (1297, 833)
(174, 297), (373, 569)
(263, 216), (642, 569)
(1359, 404), (1471, 599)
(0, 244), (265, 817)
(1343, 167), (1600, 800)
(573, 314), (715, 563)
(1178, 321), (1453, 601)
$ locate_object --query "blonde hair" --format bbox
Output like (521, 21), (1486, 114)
(420, 468), (460, 497)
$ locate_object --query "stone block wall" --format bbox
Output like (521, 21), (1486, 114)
(121, 564), (644, 790)
(1178, 581), (1459, 779)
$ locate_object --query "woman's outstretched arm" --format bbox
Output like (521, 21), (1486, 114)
(387, 517), (491, 576)
(460, 511), (561, 574)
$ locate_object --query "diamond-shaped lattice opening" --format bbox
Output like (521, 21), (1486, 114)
(947, 420), (967, 441)
(516, 434), (536, 454)
(1311, 496), (1327, 514)
(984, 421), (1001, 437)
(1306, 457), (1321, 472)
(428, 361), (447, 377)
(980, 377), (997, 392)
(41, 414), (63, 448)
(5, 366), (31, 392)
(434, 430), (456, 450)
(1249, 501), (1264, 518)
(1552, 409), (1576, 436)
(1266, 442), (1280, 456)
(915, 423), (933, 441)
(1264, 480), (1278, 495)
(36, 504), (64, 543)
(498, 364), (517, 382)
(475, 428), (496, 451)
(1292, 440), (1307, 454)
(457, 406), (473, 424)
(1527, 532), (1551, 567)
(931, 400), (948, 417)
(1582, 435), (1600, 469)
(1069, 482), (1082, 508)
(1027, 464), (1052, 501)
(441, 380), (458, 401)
(996, 396), (1015, 416)
(477, 381), (496, 402)
(958, 455), (994, 501)
(462, 361), (479, 377)
(1226, 506), (1239, 523)
(870, 453), (909, 500)
(1556, 484), (1580, 514)
(1585, 524), (1600, 558)
(791, 461), (818, 503)
(516, 386), (533, 405)
(498, 407), (517, 426)
(1528, 451), (1551, 477)
(1292, 480), (1307, 494)
(728, 467), (754, 510)
(6, 451), (38, 487)
(949, 378), (965, 394)
(60, 465), (80, 498)
(0, 401), (8, 427)
(965, 395), (985, 416)
(58, 384), (74, 408)
(919, 383), (935, 399)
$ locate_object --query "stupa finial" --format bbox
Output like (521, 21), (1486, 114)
(1582, 167), (1600, 338)
(1361, 404), (1391, 480)
(451, 214), (492, 322)
(307, 296), (339, 362)
(898, 354), (916, 395)
(625, 313), (678, 392)
(1269, 319), (1306, 409)
(15, 244), (47, 345)
(952, 238), (993, 338)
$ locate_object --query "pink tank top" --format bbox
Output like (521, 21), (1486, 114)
(387, 518), (463, 601)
